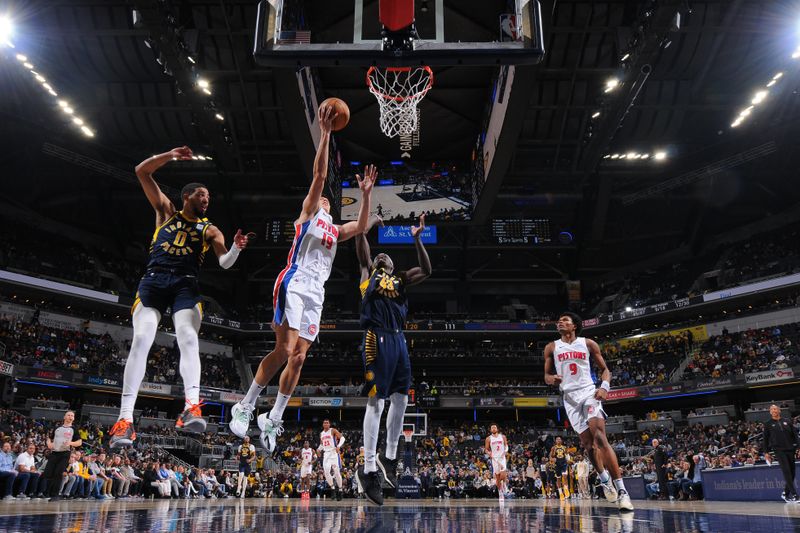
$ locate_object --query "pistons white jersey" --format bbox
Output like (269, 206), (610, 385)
(553, 337), (595, 392)
(281, 208), (338, 283)
(301, 448), (314, 467)
(320, 429), (337, 455)
(489, 434), (506, 459)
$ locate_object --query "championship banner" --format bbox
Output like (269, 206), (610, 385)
(308, 397), (343, 407)
(745, 369), (795, 385)
(605, 387), (639, 401)
(0, 360), (14, 377)
(513, 397), (548, 407)
(140, 382), (173, 395)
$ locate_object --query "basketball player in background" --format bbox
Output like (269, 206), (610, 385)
(354, 215), (432, 506)
(236, 436), (256, 498)
(550, 436), (570, 500)
(318, 420), (345, 501)
(110, 146), (249, 448)
(229, 104), (376, 452)
(544, 312), (634, 511)
(299, 441), (315, 497)
(485, 424), (509, 502)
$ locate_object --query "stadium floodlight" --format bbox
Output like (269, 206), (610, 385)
(201, 88), (211, 95)
(197, 79), (209, 88)
(62, 106), (74, 115)
(0, 16), (13, 46)
(15, 53), (26, 62)
(773, 72), (783, 80)
(603, 154), (611, 159)
(619, 154), (627, 159)
(215, 113), (224, 121)
(625, 306), (633, 312)
(72, 117), (84, 126)
(767, 80), (777, 87)
(80, 126), (94, 137)
(654, 151), (667, 160)
(626, 152), (637, 159)
(610, 154), (620, 159)
(731, 118), (742, 128)
(187, 56), (196, 64)
(641, 153), (651, 159)
(621, 53), (630, 61)
(751, 90), (768, 105)
(34, 74), (45, 83)
(591, 111), (601, 118)
(739, 106), (753, 117)
(22, 62), (32, 69)
(604, 77), (620, 93)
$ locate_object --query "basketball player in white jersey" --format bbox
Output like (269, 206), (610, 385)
(544, 312), (634, 512)
(485, 423), (509, 501)
(299, 440), (315, 495)
(229, 103), (376, 450)
(318, 419), (346, 501)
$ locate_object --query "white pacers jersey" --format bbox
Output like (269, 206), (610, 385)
(285, 207), (338, 282)
(553, 337), (595, 392)
(489, 434), (506, 459)
(301, 448), (314, 467)
(320, 429), (337, 457)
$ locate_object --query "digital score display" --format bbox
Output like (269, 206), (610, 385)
(491, 218), (552, 245)
(265, 219), (296, 244)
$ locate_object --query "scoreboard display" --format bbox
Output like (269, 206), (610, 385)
(491, 218), (552, 245)
(265, 219), (296, 244)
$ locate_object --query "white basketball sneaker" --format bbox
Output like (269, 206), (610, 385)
(599, 479), (618, 503)
(228, 402), (254, 439)
(617, 489), (634, 512)
(257, 413), (283, 453)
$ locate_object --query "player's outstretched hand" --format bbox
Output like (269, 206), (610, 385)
(318, 104), (339, 135)
(545, 374), (562, 386)
(594, 387), (608, 401)
(356, 164), (377, 194)
(411, 214), (426, 238)
(233, 229), (250, 250)
(170, 146), (193, 160)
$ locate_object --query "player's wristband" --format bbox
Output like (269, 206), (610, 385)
(219, 245), (241, 269)
(600, 381), (611, 392)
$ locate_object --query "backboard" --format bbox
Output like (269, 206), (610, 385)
(254, 0), (544, 67)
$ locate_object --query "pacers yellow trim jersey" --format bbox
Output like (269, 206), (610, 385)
(145, 211), (212, 275)
(359, 267), (408, 331)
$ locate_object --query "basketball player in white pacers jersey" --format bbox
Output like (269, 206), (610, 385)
(299, 441), (315, 496)
(318, 419), (346, 500)
(544, 312), (634, 512)
(485, 424), (509, 501)
(228, 103), (376, 451)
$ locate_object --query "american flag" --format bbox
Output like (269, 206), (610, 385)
(277, 31), (311, 44)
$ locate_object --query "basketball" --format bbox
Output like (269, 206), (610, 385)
(320, 97), (350, 131)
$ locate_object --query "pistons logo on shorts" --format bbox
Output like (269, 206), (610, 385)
(588, 405), (595, 414)
(308, 324), (317, 335)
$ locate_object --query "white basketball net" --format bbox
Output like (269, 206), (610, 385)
(367, 66), (434, 138)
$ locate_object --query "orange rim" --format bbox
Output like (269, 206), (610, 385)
(366, 66), (434, 103)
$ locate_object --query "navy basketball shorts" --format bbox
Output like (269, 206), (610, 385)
(133, 269), (202, 316)
(361, 328), (411, 399)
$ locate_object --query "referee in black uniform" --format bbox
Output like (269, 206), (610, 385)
(762, 404), (800, 502)
(44, 410), (82, 501)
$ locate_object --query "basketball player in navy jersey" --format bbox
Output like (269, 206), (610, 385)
(109, 146), (249, 448)
(543, 312), (633, 511)
(354, 214), (431, 506)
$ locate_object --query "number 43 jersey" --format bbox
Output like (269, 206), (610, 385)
(146, 211), (212, 276)
(553, 337), (595, 392)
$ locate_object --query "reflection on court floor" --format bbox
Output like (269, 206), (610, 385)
(0, 498), (799, 533)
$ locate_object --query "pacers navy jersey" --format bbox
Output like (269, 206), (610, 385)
(553, 444), (567, 461)
(359, 268), (408, 331)
(146, 211), (212, 275)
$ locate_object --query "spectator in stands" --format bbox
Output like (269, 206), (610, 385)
(0, 442), (17, 499)
(13, 443), (39, 498)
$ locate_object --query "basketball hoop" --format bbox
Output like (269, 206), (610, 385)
(402, 428), (414, 443)
(367, 66), (433, 138)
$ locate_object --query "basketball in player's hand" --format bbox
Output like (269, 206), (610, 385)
(320, 98), (350, 131)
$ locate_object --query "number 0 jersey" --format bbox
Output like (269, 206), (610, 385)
(146, 211), (212, 275)
(553, 337), (595, 392)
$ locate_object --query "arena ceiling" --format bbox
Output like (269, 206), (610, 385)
(2, 0), (800, 288)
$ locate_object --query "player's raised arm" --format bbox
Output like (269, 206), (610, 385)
(587, 339), (611, 400)
(399, 215), (432, 286)
(300, 105), (337, 222)
(134, 147), (191, 222)
(543, 342), (562, 387)
(205, 227), (250, 269)
(338, 165), (377, 242)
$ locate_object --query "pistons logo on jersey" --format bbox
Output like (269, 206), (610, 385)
(308, 324), (317, 336)
(160, 221), (202, 256)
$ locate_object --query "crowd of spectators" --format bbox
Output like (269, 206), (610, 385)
(601, 331), (693, 387)
(687, 323), (800, 378)
(0, 316), (240, 390)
